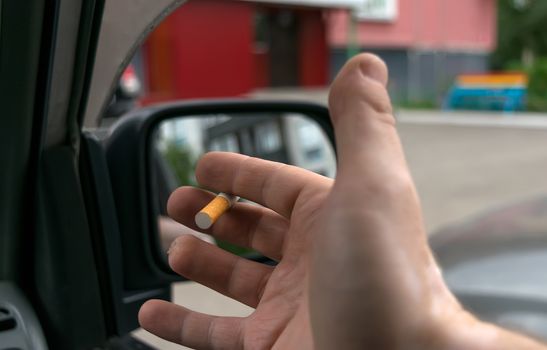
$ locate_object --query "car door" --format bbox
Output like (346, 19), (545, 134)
(0, 1), (186, 349)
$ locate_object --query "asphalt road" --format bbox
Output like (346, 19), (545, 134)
(134, 108), (547, 349)
(400, 119), (547, 233)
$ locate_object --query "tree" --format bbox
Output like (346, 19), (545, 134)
(162, 141), (197, 186)
(491, 0), (547, 69)
(491, 0), (547, 111)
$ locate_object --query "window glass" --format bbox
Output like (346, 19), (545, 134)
(209, 134), (239, 153)
(129, 3), (547, 346)
(255, 121), (282, 153)
(298, 119), (324, 151)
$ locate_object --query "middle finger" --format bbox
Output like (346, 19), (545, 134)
(168, 186), (288, 260)
(168, 234), (274, 308)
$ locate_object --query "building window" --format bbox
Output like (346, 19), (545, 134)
(254, 10), (270, 53)
(239, 129), (254, 156)
(255, 121), (282, 153)
(298, 119), (321, 144)
(355, 0), (398, 22)
(209, 134), (239, 153)
(305, 147), (323, 161)
(296, 119), (327, 162)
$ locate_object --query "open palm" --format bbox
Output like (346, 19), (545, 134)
(140, 150), (332, 349)
(140, 54), (478, 350)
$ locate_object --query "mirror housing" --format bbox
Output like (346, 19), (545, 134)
(103, 100), (334, 288)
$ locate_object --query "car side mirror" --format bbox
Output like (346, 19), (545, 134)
(98, 100), (335, 331)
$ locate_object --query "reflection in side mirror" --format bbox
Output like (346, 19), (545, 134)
(151, 112), (336, 260)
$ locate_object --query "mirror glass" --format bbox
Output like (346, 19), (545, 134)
(151, 112), (335, 258)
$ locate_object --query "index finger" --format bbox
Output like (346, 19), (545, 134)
(139, 299), (244, 349)
(195, 152), (332, 219)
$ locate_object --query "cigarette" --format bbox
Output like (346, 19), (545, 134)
(195, 192), (239, 230)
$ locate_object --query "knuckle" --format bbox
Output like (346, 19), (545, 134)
(232, 155), (261, 194)
(195, 152), (221, 185)
(365, 171), (416, 202)
(364, 87), (394, 116)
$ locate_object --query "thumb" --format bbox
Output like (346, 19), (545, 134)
(329, 53), (411, 195)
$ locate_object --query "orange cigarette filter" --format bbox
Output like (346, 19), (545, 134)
(195, 193), (239, 230)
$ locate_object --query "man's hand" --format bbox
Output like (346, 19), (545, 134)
(139, 54), (546, 349)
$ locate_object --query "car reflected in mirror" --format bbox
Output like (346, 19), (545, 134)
(151, 112), (335, 258)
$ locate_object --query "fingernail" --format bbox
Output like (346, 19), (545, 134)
(360, 62), (384, 83)
(167, 239), (178, 255)
(356, 55), (388, 85)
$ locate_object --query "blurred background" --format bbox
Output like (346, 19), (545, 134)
(120, 1), (547, 348)
(120, 0), (547, 111)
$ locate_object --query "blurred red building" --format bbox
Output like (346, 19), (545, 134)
(140, 0), (338, 104)
(137, 0), (497, 104)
